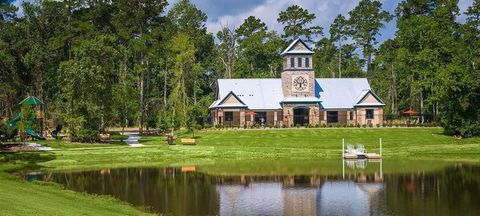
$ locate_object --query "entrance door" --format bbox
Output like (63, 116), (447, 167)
(293, 107), (310, 126)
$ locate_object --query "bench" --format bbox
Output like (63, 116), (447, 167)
(180, 138), (196, 145)
(99, 134), (112, 141)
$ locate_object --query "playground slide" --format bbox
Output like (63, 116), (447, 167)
(25, 128), (46, 140)
(50, 125), (62, 140)
(6, 112), (46, 140)
(8, 112), (21, 129)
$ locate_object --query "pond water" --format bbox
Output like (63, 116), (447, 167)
(24, 160), (480, 216)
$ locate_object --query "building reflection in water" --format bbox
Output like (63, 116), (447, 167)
(21, 161), (480, 216)
(215, 159), (383, 216)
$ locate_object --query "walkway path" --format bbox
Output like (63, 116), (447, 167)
(122, 132), (144, 147)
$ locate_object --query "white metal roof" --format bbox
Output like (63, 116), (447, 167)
(215, 79), (284, 110)
(316, 78), (372, 109)
(211, 78), (381, 110)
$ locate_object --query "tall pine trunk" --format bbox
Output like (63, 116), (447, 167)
(139, 51), (145, 134)
(338, 40), (342, 78)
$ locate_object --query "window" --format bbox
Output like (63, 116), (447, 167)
(327, 111), (338, 123)
(298, 57), (302, 67)
(305, 57), (310, 68)
(290, 57), (295, 68)
(366, 109), (374, 119)
(254, 112), (267, 124)
(349, 112), (354, 120)
(225, 112), (233, 121)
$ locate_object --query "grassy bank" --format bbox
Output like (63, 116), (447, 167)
(37, 127), (480, 171)
(1, 127), (479, 215)
(0, 159), (150, 216)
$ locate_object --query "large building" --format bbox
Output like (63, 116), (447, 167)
(209, 39), (384, 127)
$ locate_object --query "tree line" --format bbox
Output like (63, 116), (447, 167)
(0, 0), (478, 139)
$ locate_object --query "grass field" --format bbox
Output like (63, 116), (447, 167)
(1, 127), (479, 215)
(36, 127), (480, 171)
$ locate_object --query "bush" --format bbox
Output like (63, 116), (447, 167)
(72, 128), (99, 143)
(0, 120), (7, 138)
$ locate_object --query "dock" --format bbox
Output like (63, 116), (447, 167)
(342, 138), (382, 159)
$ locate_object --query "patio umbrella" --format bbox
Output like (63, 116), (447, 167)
(403, 109), (417, 115)
(19, 95), (44, 106)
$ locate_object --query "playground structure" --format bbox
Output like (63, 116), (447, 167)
(2, 96), (62, 141)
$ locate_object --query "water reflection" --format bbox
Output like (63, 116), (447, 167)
(23, 162), (480, 216)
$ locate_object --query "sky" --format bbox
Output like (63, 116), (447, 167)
(13, 0), (475, 43)
(168, 0), (474, 43)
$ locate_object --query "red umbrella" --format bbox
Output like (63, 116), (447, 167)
(403, 109), (417, 115)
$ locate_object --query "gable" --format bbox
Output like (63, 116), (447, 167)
(355, 90), (385, 107)
(215, 91), (248, 108)
(281, 38), (314, 56)
(360, 93), (380, 104)
(223, 94), (241, 104)
(292, 41), (309, 51)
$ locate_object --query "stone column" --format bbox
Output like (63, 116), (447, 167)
(347, 110), (350, 125)
(310, 105), (319, 126)
(323, 110), (327, 124)
(250, 112), (254, 126)
(283, 106), (293, 127)
(274, 111), (278, 126)
(354, 109), (358, 125)
(240, 108), (245, 127)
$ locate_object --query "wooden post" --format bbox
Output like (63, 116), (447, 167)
(380, 138), (382, 157)
(342, 138), (345, 158)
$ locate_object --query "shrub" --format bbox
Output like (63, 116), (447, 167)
(72, 128), (99, 143)
(0, 120), (7, 139)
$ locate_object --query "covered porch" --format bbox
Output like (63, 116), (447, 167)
(211, 108), (283, 127)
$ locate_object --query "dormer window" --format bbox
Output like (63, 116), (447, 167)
(298, 57), (302, 67)
(290, 57), (295, 68)
(305, 58), (310, 68)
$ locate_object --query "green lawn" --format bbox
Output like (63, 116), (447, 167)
(36, 127), (480, 171)
(1, 127), (479, 215)
(0, 173), (151, 216)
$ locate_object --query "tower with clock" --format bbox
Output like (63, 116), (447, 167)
(281, 39), (316, 98)
(280, 38), (320, 127)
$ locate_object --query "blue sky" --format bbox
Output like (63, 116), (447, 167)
(14, 0), (474, 43)
(169, 0), (474, 43)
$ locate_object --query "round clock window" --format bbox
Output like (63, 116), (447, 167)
(293, 76), (308, 91)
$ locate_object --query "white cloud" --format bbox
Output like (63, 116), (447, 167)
(205, 0), (360, 35)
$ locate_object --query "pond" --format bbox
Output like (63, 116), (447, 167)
(23, 160), (480, 216)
